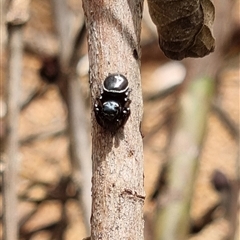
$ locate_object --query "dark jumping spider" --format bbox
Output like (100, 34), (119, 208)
(94, 74), (131, 132)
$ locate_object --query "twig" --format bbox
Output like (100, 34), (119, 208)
(24, 28), (59, 57)
(154, 77), (214, 240)
(67, 74), (92, 232)
(19, 128), (66, 145)
(144, 83), (181, 102)
(212, 101), (239, 140)
(51, 1), (91, 232)
(19, 177), (76, 238)
(20, 83), (49, 111)
(52, 0), (84, 67)
(143, 98), (176, 144)
(3, 1), (29, 239)
(20, 220), (61, 240)
(19, 207), (39, 229)
(190, 201), (221, 233)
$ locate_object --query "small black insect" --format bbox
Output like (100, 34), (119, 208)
(94, 74), (131, 132)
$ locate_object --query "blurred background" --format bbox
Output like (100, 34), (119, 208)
(1, 0), (239, 240)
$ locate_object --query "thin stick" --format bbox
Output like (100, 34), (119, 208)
(3, 1), (29, 239)
(3, 19), (23, 240)
(51, 0), (92, 232)
(212, 101), (239, 140)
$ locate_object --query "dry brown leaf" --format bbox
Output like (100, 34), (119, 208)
(147, 0), (215, 60)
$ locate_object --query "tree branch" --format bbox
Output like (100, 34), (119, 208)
(3, 0), (30, 239)
(82, 1), (145, 239)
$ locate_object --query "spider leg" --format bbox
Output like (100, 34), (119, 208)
(94, 97), (103, 109)
(120, 106), (130, 127)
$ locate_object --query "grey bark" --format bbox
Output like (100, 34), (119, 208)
(82, 1), (145, 239)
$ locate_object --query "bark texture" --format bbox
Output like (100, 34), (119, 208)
(82, 1), (145, 239)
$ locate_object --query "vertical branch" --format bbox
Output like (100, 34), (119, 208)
(52, 0), (72, 67)
(67, 73), (92, 232)
(82, 1), (145, 239)
(3, 25), (22, 240)
(51, 0), (92, 232)
(3, 1), (29, 239)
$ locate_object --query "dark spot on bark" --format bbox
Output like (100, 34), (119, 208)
(133, 49), (139, 60)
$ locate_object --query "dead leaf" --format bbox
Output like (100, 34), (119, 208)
(147, 0), (215, 60)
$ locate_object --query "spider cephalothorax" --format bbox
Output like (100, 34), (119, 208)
(94, 74), (131, 132)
